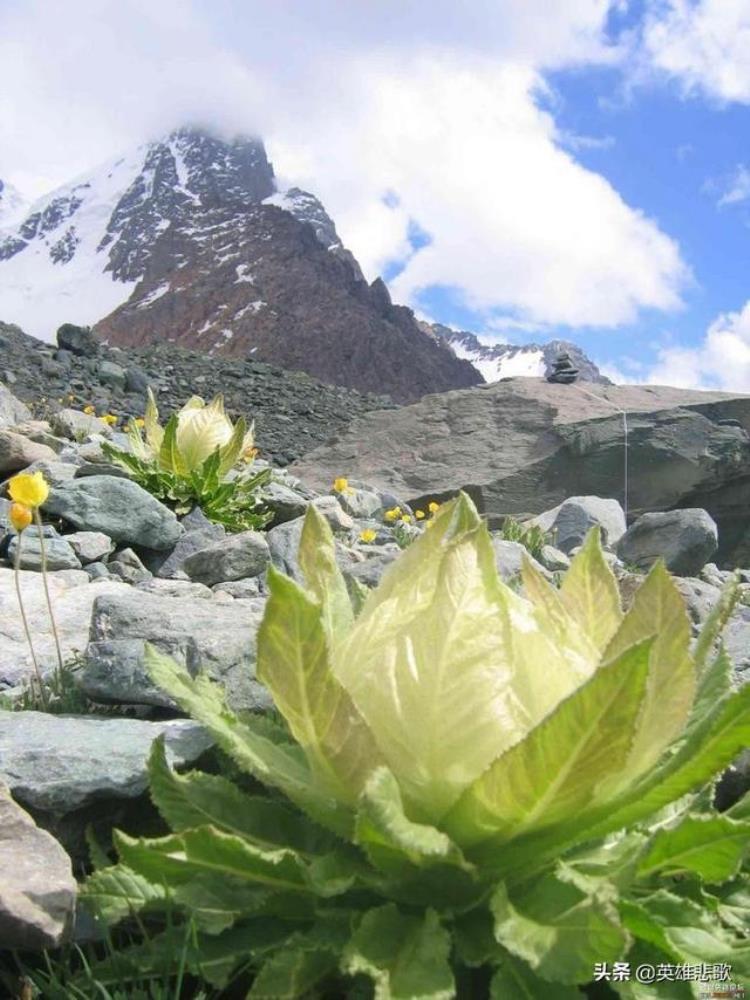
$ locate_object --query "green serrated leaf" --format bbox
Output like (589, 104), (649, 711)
(257, 566), (381, 803)
(115, 827), (311, 893)
(491, 873), (627, 985)
(147, 737), (333, 856)
(144, 644), (354, 836)
(445, 639), (652, 850)
(298, 504), (354, 640)
(693, 576), (740, 679)
(343, 904), (454, 1000)
(80, 863), (167, 925)
(638, 813), (750, 882)
(158, 413), (187, 475)
(622, 889), (750, 977)
(353, 768), (483, 910)
(248, 947), (338, 999)
(604, 561), (695, 784)
(490, 954), (584, 998)
(559, 527), (623, 654)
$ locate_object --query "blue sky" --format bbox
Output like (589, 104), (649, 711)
(1, 0), (749, 390)
(405, 41), (750, 385)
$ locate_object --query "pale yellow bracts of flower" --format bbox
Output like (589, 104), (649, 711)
(127, 388), (256, 476)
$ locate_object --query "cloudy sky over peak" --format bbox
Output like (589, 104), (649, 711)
(1, 0), (750, 390)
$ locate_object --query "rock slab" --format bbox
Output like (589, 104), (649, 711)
(0, 782), (76, 949)
(0, 711), (213, 814)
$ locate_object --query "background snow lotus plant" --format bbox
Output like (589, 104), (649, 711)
(81, 495), (750, 998)
(102, 389), (272, 532)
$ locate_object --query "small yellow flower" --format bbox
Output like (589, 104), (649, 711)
(428, 501), (440, 514)
(425, 518), (436, 529)
(102, 413), (118, 426)
(67, 394), (75, 402)
(9, 503), (32, 532)
(415, 510), (425, 520)
(333, 477), (354, 495)
(401, 514), (412, 524)
(83, 405), (95, 415)
(384, 506), (401, 522)
(8, 471), (49, 509)
(359, 528), (377, 544)
(134, 417), (145, 428)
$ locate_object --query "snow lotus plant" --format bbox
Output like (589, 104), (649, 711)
(102, 389), (272, 531)
(81, 495), (750, 998)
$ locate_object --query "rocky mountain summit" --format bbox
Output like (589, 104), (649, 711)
(0, 127), (480, 403)
(425, 322), (608, 384)
(0, 180), (26, 227)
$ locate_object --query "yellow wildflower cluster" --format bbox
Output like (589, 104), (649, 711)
(332, 477), (355, 496)
(385, 499), (441, 527)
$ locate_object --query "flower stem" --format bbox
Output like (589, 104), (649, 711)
(13, 530), (48, 710)
(34, 509), (65, 682)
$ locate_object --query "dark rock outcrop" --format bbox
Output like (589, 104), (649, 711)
(290, 378), (750, 567)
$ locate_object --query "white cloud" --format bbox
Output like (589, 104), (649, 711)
(643, 0), (750, 103)
(717, 165), (750, 207)
(646, 301), (750, 391)
(0, 0), (688, 331)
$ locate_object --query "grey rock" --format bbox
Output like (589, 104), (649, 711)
(311, 495), (354, 531)
(492, 538), (550, 582)
(335, 487), (382, 519)
(82, 589), (271, 710)
(343, 550), (398, 588)
(724, 604), (750, 677)
(530, 496), (626, 553)
(0, 783), (76, 949)
(183, 531), (270, 586)
(0, 429), (57, 472)
(266, 516), (305, 581)
(7, 531), (82, 571)
(0, 712), (213, 813)
(24, 458), (80, 490)
(108, 547), (152, 584)
(42, 476), (182, 550)
(146, 511), (225, 579)
(0, 568), (129, 688)
(98, 360), (126, 389)
(136, 577), (214, 600)
(0, 383), (31, 427)
(124, 366), (149, 394)
(50, 569), (90, 587)
(264, 481), (310, 525)
(617, 509), (718, 576)
(84, 561), (110, 580)
(213, 577), (266, 598)
(289, 380), (750, 568)
(50, 408), (110, 442)
(537, 544), (571, 572)
(65, 531), (114, 564)
(56, 323), (99, 356)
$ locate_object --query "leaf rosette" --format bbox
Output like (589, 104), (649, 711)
(81, 494), (750, 998)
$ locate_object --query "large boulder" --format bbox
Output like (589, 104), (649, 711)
(617, 509), (718, 576)
(42, 475), (182, 550)
(529, 496), (626, 553)
(0, 783), (76, 949)
(182, 530), (270, 586)
(0, 383), (31, 428)
(289, 380), (750, 566)
(0, 428), (57, 472)
(0, 712), (212, 814)
(82, 589), (271, 711)
(7, 526), (82, 571)
(0, 569), (129, 688)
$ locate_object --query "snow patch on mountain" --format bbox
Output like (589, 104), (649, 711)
(0, 180), (28, 227)
(450, 339), (545, 381)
